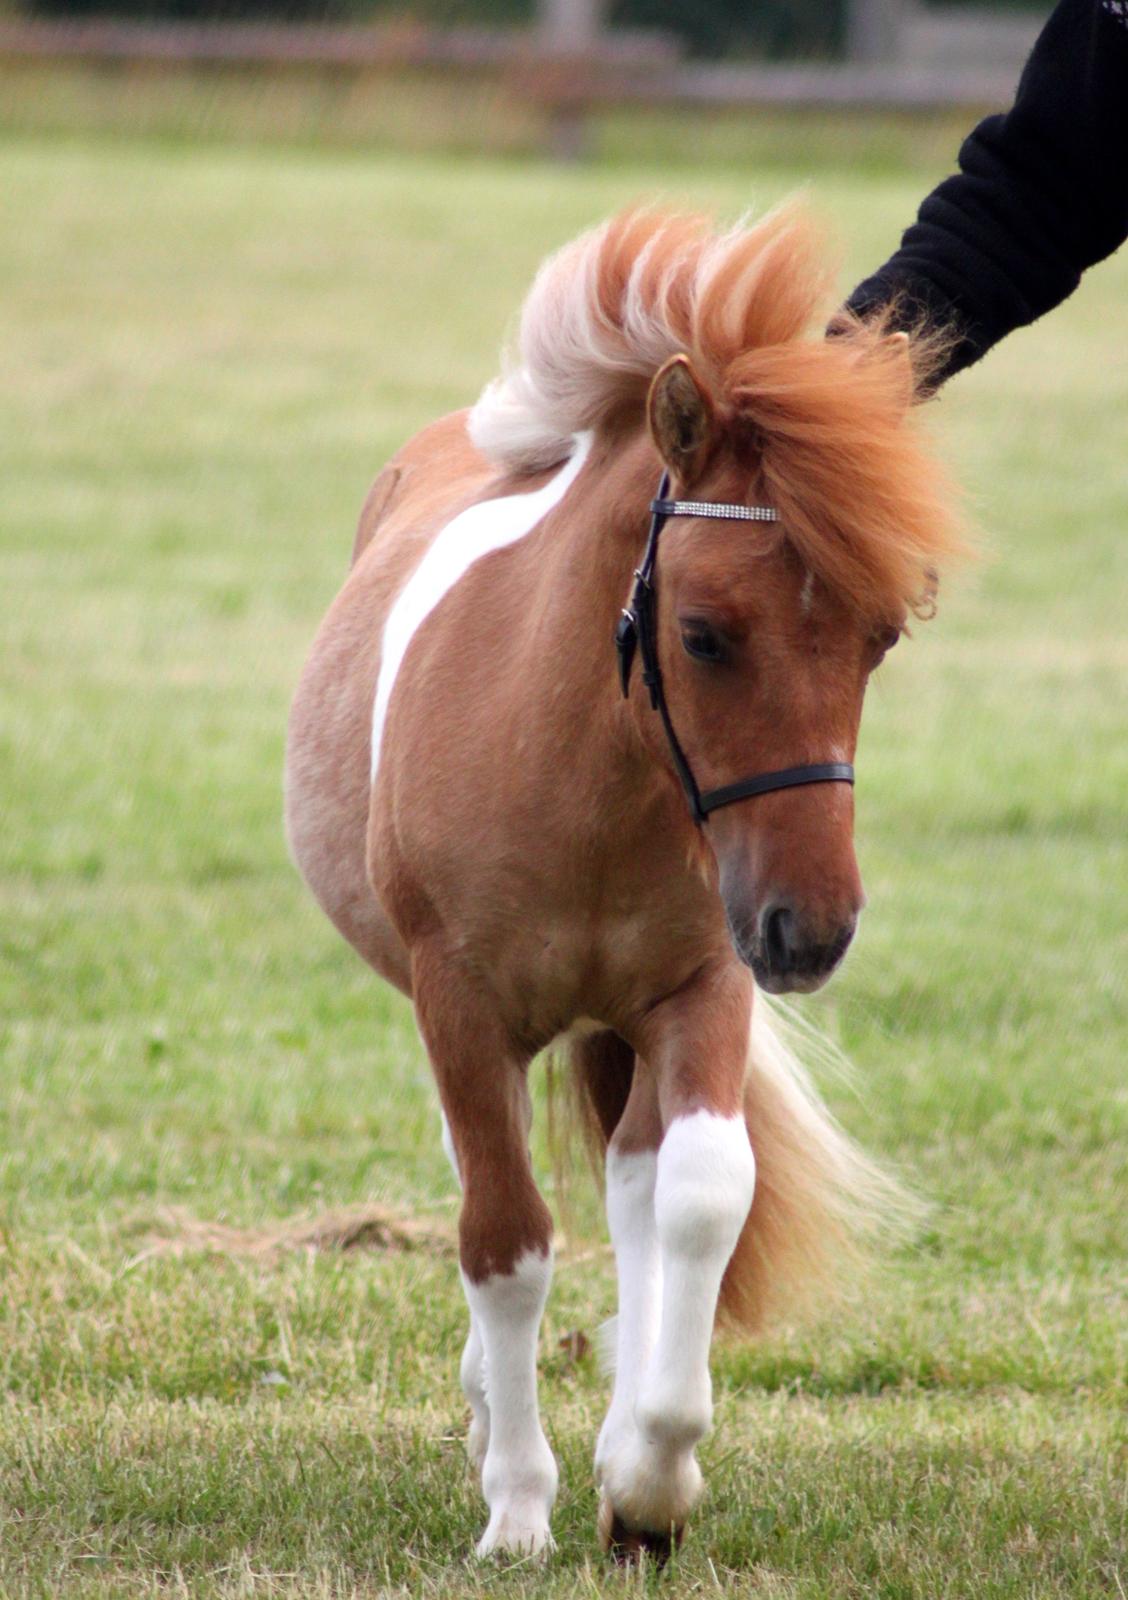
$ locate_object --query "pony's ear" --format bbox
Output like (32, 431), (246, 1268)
(881, 330), (916, 412)
(647, 355), (716, 485)
(827, 319), (919, 409)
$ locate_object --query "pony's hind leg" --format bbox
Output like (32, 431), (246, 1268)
(416, 960), (557, 1558)
(440, 1113), (490, 1472)
(592, 1060), (668, 1557)
(597, 963), (756, 1558)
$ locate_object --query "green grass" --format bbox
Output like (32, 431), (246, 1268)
(1, 119), (1126, 1596)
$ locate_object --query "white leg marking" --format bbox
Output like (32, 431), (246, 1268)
(462, 1249), (558, 1557)
(599, 1112), (756, 1534)
(441, 1114), (490, 1469)
(595, 1148), (660, 1485)
(370, 430), (592, 781)
(460, 1317), (490, 1474)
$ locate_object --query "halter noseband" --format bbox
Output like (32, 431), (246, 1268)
(614, 471), (855, 826)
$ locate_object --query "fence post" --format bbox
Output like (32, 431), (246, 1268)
(537, 0), (605, 158)
(846, 0), (904, 63)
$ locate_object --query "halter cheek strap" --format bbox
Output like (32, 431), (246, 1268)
(615, 471), (855, 825)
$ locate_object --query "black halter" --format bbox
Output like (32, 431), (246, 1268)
(614, 472), (855, 826)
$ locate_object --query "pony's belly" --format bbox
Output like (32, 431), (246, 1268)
(286, 615), (413, 994)
(287, 411), (497, 995)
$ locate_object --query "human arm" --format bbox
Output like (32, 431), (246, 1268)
(843, 0), (1128, 387)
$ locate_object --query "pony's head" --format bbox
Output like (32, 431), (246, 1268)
(471, 208), (965, 994)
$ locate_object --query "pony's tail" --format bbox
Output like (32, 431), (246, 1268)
(562, 1004), (915, 1335)
(717, 999), (915, 1332)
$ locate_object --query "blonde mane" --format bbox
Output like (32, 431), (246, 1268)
(469, 206), (966, 619)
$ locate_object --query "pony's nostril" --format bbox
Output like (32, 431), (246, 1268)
(762, 903), (798, 972)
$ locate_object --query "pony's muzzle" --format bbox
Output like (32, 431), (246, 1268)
(714, 786), (864, 993)
(721, 884), (860, 994)
(749, 900), (857, 994)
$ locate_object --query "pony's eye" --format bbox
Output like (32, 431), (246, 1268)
(681, 622), (728, 664)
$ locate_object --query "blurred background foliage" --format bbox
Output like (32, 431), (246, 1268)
(18, 0), (841, 58)
(13, 0), (1040, 62)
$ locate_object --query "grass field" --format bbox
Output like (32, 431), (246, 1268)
(2, 112), (1126, 1597)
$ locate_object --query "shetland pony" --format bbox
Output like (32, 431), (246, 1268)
(285, 206), (963, 1561)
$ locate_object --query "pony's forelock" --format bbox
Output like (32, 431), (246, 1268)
(469, 205), (967, 620)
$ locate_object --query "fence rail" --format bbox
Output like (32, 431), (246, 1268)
(0, 18), (1019, 110)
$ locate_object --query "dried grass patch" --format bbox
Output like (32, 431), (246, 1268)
(126, 1204), (454, 1268)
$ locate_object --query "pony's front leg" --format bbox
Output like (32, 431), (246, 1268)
(416, 961), (557, 1559)
(599, 964), (756, 1558)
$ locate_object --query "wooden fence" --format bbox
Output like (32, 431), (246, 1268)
(0, 18), (1022, 107)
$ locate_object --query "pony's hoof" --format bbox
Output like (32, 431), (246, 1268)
(476, 1509), (554, 1560)
(597, 1491), (682, 1566)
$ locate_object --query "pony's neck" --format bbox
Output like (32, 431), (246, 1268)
(532, 430), (655, 689)
(523, 429), (685, 828)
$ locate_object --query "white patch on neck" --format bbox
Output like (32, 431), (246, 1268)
(370, 431), (593, 781)
(799, 568), (816, 618)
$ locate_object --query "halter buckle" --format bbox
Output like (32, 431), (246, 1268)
(614, 610), (637, 698)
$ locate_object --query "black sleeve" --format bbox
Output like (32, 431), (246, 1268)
(843, 0), (1128, 386)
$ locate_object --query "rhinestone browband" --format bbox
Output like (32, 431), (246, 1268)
(649, 498), (780, 523)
